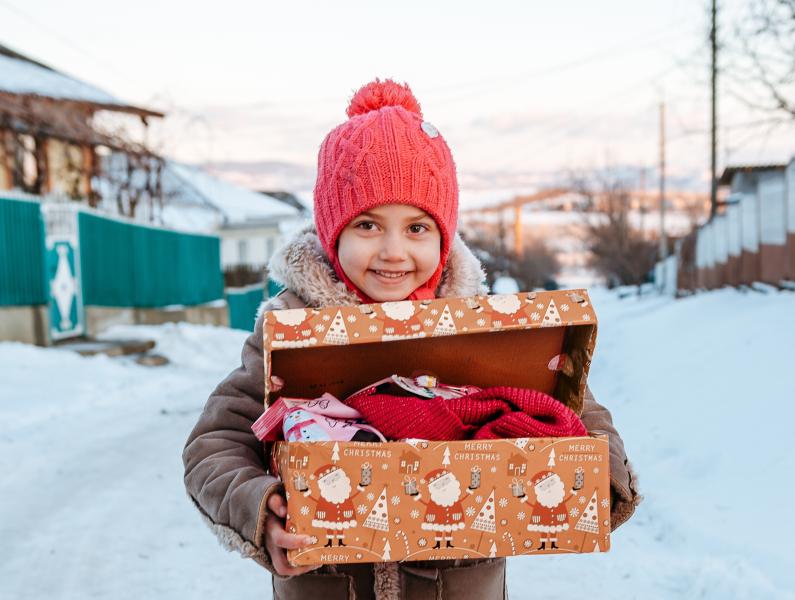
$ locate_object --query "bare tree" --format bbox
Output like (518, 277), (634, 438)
(729, 0), (795, 119)
(462, 230), (560, 291)
(570, 172), (658, 291)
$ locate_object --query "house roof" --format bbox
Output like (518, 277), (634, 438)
(167, 163), (301, 228)
(718, 164), (786, 186)
(0, 44), (162, 118)
(258, 190), (311, 213)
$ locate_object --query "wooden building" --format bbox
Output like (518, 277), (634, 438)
(0, 44), (163, 216)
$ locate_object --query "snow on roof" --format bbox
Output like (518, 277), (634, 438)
(167, 162), (300, 226)
(0, 51), (122, 106)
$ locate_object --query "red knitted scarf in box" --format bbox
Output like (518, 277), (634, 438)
(345, 386), (587, 441)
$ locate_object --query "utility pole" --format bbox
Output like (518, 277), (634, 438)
(710, 0), (718, 218)
(639, 166), (646, 239)
(659, 102), (667, 263)
(513, 203), (523, 256)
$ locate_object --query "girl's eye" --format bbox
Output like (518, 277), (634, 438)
(408, 223), (429, 234)
(354, 221), (377, 231)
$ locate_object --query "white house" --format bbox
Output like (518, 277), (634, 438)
(161, 162), (306, 268)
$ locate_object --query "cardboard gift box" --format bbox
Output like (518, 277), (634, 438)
(263, 289), (611, 565)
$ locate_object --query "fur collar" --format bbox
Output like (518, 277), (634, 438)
(265, 225), (487, 309)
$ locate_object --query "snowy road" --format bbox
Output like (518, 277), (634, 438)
(1, 289), (793, 599)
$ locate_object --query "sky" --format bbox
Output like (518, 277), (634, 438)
(1, 0), (794, 204)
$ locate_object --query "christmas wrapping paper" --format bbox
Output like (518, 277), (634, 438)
(275, 436), (611, 565)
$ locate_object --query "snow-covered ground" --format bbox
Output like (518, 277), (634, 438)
(1, 289), (793, 599)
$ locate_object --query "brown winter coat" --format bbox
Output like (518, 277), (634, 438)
(183, 228), (641, 600)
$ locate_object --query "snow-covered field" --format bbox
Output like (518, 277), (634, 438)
(1, 288), (793, 599)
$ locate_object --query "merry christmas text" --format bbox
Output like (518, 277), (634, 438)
(342, 448), (393, 459)
(558, 442), (604, 463)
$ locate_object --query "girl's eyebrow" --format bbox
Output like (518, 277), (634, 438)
(354, 210), (430, 221)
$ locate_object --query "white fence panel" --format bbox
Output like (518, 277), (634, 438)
(740, 191), (759, 252)
(758, 176), (786, 245)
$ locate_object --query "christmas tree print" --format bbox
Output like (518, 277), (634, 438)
(323, 310), (349, 345)
(471, 489), (497, 533)
(541, 299), (562, 327)
(574, 490), (600, 534)
(381, 540), (391, 560)
(364, 486), (390, 531)
(514, 438), (530, 450)
(489, 540), (497, 558)
(364, 486), (390, 549)
(442, 446), (451, 467)
(471, 489), (497, 553)
(547, 448), (556, 467)
(331, 442), (340, 463)
(433, 304), (457, 336)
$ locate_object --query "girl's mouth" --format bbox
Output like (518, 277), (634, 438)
(371, 270), (410, 282)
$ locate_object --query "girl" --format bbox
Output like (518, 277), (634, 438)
(183, 79), (640, 600)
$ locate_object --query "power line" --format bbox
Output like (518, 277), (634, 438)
(222, 18), (702, 111)
(0, 0), (132, 86)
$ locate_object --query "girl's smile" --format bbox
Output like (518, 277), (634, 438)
(336, 204), (442, 302)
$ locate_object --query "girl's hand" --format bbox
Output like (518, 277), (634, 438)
(265, 492), (318, 576)
(270, 376), (285, 393)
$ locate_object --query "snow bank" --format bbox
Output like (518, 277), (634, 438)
(1, 289), (793, 598)
(506, 288), (795, 599)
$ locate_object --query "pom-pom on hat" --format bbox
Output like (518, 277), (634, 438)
(313, 78), (459, 302)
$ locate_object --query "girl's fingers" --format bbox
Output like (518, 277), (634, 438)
(265, 514), (318, 576)
(266, 515), (312, 550)
(270, 375), (284, 392)
(267, 492), (287, 517)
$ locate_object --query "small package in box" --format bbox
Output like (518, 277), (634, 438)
(263, 290), (611, 565)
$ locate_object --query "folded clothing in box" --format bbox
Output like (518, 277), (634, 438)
(345, 385), (587, 440)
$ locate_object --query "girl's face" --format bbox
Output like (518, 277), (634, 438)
(337, 204), (442, 301)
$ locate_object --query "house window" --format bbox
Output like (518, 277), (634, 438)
(266, 237), (275, 260)
(238, 239), (248, 264)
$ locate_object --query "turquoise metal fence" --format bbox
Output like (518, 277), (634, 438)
(78, 212), (224, 308)
(0, 194), (46, 306)
(226, 284), (265, 331)
(267, 277), (284, 298)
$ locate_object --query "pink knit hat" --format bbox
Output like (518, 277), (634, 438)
(314, 79), (459, 302)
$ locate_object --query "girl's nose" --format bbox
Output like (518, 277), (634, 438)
(379, 231), (408, 261)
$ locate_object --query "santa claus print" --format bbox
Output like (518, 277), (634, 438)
(486, 294), (526, 328)
(520, 470), (575, 550)
(303, 464), (368, 547)
(380, 300), (426, 340)
(414, 469), (474, 549)
(271, 308), (317, 347)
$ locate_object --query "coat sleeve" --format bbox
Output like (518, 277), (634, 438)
(182, 304), (284, 572)
(580, 386), (641, 531)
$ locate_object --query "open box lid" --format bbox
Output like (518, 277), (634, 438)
(262, 289), (597, 415)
